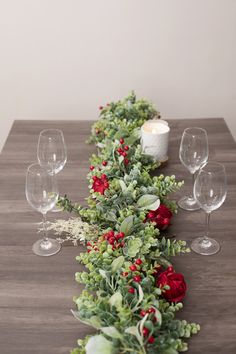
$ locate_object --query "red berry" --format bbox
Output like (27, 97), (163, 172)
(116, 232), (125, 239)
(133, 275), (141, 283)
(140, 310), (146, 317)
(108, 230), (114, 238)
(102, 161), (107, 166)
(109, 237), (116, 245)
(128, 287), (135, 294)
(101, 174), (107, 180)
(104, 182), (109, 188)
(122, 271), (129, 277)
(122, 151), (127, 157)
(135, 258), (142, 265)
(117, 147), (123, 153)
(90, 165), (95, 171)
(99, 106), (103, 110)
(148, 336), (155, 344)
(119, 138), (124, 144)
(142, 327), (149, 337)
(129, 265), (137, 272)
(124, 158), (129, 165)
(124, 145), (129, 151)
(92, 176), (98, 181)
(87, 249), (91, 253)
(94, 247), (99, 251)
(147, 307), (155, 314)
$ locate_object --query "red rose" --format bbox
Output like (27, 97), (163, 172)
(92, 175), (109, 195)
(157, 266), (186, 303)
(145, 204), (172, 230)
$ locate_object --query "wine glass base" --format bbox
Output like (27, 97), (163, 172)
(191, 236), (220, 255)
(178, 195), (200, 211)
(32, 238), (61, 256)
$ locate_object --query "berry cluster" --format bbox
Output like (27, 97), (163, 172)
(124, 259), (144, 294)
(116, 138), (130, 165)
(102, 230), (125, 250)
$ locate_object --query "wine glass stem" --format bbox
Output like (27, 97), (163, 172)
(204, 212), (211, 241)
(190, 172), (195, 198)
(42, 213), (48, 243)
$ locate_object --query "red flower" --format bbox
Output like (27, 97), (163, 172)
(92, 175), (109, 195)
(145, 204), (172, 230)
(157, 266), (187, 303)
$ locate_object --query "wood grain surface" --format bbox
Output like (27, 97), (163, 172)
(0, 118), (235, 354)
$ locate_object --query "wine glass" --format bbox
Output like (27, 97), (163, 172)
(26, 163), (61, 256)
(37, 129), (67, 212)
(191, 162), (227, 255)
(178, 127), (209, 211)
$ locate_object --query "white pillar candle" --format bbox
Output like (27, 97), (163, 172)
(141, 120), (170, 162)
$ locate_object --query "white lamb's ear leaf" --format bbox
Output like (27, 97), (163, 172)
(101, 326), (123, 339)
(85, 335), (114, 354)
(108, 291), (123, 309)
(120, 215), (134, 235)
(137, 194), (160, 210)
(111, 256), (124, 273)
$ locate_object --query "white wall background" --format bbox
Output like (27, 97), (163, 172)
(0, 0), (235, 151)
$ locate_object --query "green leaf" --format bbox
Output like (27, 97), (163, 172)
(118, 155), (124, 164)
(125, 128), (141, 145)
(101, 326), (123, 339)
(162, 349), (178, 354)
(120, 215), (134, 235)
(71, 310), (101, 329)
(137, 194), (160, 210)
(106, 211), (117, 222)
(99, 269), (110, 281)
(85, 335), (114, 354)
(119, 180), (127, 193)
(126, 238), (142, 258)
(111, 256), (124, 273)
(109, 291), (123, 309)
(125, 326), (143, 347)
(154, 307), (162, 326)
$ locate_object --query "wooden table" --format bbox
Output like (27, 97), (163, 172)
(0, 118), (235, 354)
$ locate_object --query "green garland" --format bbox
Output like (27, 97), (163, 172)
(59, 92), (200, 354)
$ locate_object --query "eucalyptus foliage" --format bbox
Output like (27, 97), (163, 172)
(58, 92), (200, 353)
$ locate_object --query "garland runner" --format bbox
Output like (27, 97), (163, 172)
(57, 92), (200, 354)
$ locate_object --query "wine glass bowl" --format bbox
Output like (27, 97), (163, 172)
(37, 129), (67, 175)
(191, 162), (227, 255)
(37, 129), (67, 212)
(178, 127), (209, 211)
(26, 163), (61, 256)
